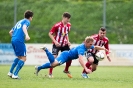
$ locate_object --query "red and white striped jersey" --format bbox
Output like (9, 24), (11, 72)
(88, 34), (109, 55)
(49, 21), (71, 46)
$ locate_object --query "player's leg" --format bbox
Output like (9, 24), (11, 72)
(35, 45), (59, 76)
(37, 51), (70, 78)
(49, 44), (60, 78)
(64, 60), (72, 73)
(35, 61), (59, 76)
(91, 64), (98, 72)
(40, 46), (56, 64)
(49, 54), (57, 78)
(7, 41), (20, 77)
(11, 41), (26, 79)
(91, 56), (99, 72)
(12, 56), (26, 79)
(61, 45), (72, 78)
(81, 53), (94, 78)
(62, 45), (72, 72)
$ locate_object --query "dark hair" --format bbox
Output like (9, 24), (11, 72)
(63, 12), (71, 18)
(24, 10), (33, 19)
(100, 27), (106, 31)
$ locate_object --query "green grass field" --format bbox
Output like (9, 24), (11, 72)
(0, 66), (133, 88)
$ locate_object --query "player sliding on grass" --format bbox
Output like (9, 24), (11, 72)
(81, 27), (111, 78)
(34, 36), (109, 77)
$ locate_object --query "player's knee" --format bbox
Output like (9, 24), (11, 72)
(92, 68), (97, 71)
(88, 57), (94, 63)
(18, 56), (26, 62)
(51, 61), (59, 67)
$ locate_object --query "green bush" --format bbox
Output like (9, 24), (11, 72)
(0, 0), (133, 44)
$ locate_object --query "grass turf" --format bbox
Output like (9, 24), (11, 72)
(0, 66), (133, 88)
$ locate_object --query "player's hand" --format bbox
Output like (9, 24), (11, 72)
(54, 41), (61, 47)
(107, 56), (111, 62)
(68, 41), (71, 46)
(105, 48), (109, 53)
(25, 35), (30, 41)
(85, 68), (92, 74)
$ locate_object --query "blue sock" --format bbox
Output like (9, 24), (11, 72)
(10, 58), (19, 73)
(38, 62), (51, 71)
(44, 49), (55, 63)
(14, 60), (24, 76)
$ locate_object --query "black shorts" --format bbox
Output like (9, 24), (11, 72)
(85, 52), (99, 65)
(52, 44), (70, 55)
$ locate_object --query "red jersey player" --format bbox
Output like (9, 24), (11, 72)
(48, 12), (72, 78)
(81, 27), (111, 78)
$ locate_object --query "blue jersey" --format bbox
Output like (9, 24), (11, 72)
(11, 19), (30, 42)
(56, 43), (94, 65)
(68, 43), (94, 60)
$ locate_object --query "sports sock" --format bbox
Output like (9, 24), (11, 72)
(44, 49), (55, 63)
(64, 60), (72, 72)
(38, 62), (51, 71)
(82, 61), (91, 74)
(49, 68), (53, 75)
(14, 60), (24, 76)
(10, 58), (19, 73)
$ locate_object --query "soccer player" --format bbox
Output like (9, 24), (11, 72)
(34, 36), (109, 77)
(81, 27), (111, 78)
(48, 12), (72, 78)
(7, 10), (33, 79)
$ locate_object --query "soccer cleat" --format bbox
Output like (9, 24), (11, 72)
(7, 72), (12, 77)
(40, 45), (47, 50)
(48, 74), (54, 78)
(81, 73), (89, 78)
(63, 70), (72, 78)
(34, 66), (39, 76)
(12, 74), (20, 79)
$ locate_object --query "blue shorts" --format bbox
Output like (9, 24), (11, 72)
(11, 40), (26, 56)
(56, 51), (71, 65)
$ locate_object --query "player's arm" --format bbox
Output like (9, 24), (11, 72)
(9, 29), (13, 36)
(78, 55), (92, 74)
(23, 24), (30, 41)
(66, 35), (71, 46)
(94, 46), (109, 52)
(66, 26), (71, 46)
(49, 32), (57, 43)
(49, 26), (61, 47)
(104, 41), (111, 61)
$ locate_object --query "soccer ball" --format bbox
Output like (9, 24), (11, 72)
(95, 51), (105, 61)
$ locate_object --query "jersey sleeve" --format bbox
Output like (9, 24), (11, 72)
(67, 23), (71, 33)
(90, 45), (94, 49)
(77, 48), (85, 56)
(24, 21), (30, 29)
(49, 24), (58, 34)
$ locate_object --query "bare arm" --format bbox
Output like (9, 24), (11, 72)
(48, 32), (57, 43)
(66, 35), (71, 46)
(94, 46), (109, 52)
(95, 46), (111, 61)
(48, 32), (61, 47)
(23, 25), (30, 41)
(104, 41), (111, 61)
(9, 29), (13, 36)
(78, 55), (92, 74)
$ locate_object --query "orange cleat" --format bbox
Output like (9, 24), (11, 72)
(66, 73), (72, 78)
(63, 70), (72, 78)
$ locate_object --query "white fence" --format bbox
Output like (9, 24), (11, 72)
(0, 43), (133, 66)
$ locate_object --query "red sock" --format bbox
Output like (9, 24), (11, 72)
(64, 60), (72, 71)
(82, 61), (91, 74)
(49, 68), (53, 75)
